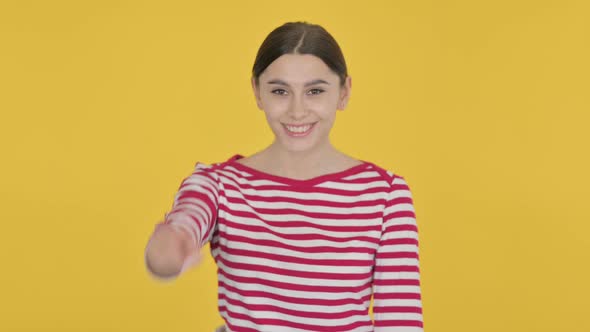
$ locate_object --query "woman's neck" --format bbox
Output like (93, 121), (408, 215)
(259, 141), (343, 180)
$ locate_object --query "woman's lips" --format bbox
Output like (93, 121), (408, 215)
(282, 122), (317, 137)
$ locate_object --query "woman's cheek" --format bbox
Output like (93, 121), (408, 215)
(265, 107), (284, 121)
(263, 107), (286, 128)
(263, 98), (287, 115)
(309, 94), (337, 110)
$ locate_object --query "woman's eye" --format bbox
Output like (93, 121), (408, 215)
(271, 89), (287, 95)
(308, 88), (324, 95)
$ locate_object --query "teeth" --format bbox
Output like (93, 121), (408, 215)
(286, 124), (312, 133)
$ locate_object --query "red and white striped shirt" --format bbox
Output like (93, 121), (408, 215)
(163, 154), (424, 331)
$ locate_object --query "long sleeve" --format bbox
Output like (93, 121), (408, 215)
(372, 174), (424, 331)
(163, 162), (220, 254)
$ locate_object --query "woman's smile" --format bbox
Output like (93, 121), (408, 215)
(282, 122), (317, 137)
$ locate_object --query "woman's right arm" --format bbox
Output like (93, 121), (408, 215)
(144, 222), (196, 280)
(144, 162), (220, 281)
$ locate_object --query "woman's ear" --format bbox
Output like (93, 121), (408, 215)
(337, 76), (352, 110)
(251, 77), (263, 110)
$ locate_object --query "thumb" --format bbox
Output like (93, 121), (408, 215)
(180, 250), (204, 273)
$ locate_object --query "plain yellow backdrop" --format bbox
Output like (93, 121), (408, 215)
(1, 0), (589, 331)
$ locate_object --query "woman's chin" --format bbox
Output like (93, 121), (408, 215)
(277, 137), (326, 153)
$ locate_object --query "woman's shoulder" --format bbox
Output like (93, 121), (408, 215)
(190, 154), (241, 168)
(358, 157), (398, 186)
(328, 152), (399, 187)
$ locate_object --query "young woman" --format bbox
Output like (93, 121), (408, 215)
(145, 21), (424, 332)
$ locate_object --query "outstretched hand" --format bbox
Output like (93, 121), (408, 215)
(145, 221), (203, 279)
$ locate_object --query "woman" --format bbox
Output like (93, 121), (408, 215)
(145, 21), (424, 332)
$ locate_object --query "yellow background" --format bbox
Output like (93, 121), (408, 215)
(1, 0), (588, 331)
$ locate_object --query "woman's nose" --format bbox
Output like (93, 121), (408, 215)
(288, 97), (308, 119)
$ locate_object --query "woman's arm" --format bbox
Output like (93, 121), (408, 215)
(144, 162), (220, 281)
(372, 175), (424, 331)
(144, 222), (196, 280)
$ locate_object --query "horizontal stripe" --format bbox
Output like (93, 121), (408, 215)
(218, 282), (371, 306)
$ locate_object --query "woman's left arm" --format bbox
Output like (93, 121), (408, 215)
(372, 175), (424, 331)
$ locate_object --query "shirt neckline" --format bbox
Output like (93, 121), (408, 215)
(224, 153), (371, 186)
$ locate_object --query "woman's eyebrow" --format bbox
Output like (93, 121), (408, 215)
(266, 79), (330, 87)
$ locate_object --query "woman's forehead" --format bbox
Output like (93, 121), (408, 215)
(261, 54), (339, 83)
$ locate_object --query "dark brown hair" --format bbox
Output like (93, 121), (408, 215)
(252, 21), (348, 87)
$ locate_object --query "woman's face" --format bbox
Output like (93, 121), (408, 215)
(252, 53), (351, 153)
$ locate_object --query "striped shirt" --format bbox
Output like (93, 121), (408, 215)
(163, 154), (424, 331)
